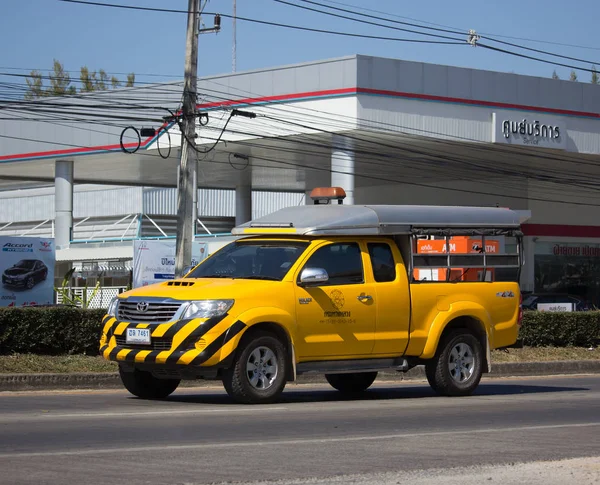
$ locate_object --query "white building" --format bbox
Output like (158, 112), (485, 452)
(1, 55), (600, 304)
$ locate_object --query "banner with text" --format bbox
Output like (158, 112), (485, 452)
(0, 236), (55, 307)
(133, 240), (208, 288)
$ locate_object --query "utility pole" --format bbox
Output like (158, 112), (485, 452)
(175, 0), (200, 278)
(232, 0), (237, 72)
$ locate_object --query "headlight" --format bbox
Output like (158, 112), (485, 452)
(182, 300), (234, 319)
(107, 297), (119, 317)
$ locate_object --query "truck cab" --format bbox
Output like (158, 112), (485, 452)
(100, 188), (525, 403)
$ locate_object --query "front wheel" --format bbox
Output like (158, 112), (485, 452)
(222, 332), (287, 404)
(119, 366), (180, 399)
(26, 277), (34, 290)
(325, 372), (377, 394)
(425, 331), (483, 396)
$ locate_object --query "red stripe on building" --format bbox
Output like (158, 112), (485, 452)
(356, 88), (600, 118)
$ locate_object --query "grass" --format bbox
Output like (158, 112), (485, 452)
(491, 346), (598, 363)
(0, 347), (597, 374)
(0, 354), (118, 374)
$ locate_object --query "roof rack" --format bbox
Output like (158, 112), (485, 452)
(233, 204), (530, 237)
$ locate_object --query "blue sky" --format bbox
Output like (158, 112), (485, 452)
(1, 0), (599, 88)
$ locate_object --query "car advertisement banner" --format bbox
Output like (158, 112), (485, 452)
(133, 240), (208, 288)
(0, 236), (55, 307)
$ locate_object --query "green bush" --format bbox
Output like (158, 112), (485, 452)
(520, 311), (600, 347)
(0, 307), (598, 356)
(0, 307), (106, 356)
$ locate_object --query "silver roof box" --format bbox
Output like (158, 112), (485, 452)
(232, 205), (529, 237)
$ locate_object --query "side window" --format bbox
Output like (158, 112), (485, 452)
(368, 243), (396, 283)
(302, 242), (363, 285)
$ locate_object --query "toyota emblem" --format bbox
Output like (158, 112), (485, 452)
(136, 301), (149, 313)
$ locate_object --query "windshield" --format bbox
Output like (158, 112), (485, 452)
(188, 241), (309, 281)
(14, 260), (36, 270)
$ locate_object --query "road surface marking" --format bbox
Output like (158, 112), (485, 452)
(1, 422), (598, 458)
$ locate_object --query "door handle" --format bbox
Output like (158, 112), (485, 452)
(357, 294), (372, 302)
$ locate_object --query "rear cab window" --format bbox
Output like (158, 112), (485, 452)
(367, 243), (397, 283)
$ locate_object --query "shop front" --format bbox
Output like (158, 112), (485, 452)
(533, 241), (600, 308)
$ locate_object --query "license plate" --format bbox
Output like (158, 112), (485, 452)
(126, 328), (151, 345)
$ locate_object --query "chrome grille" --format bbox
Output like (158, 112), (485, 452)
(115, 336), (172, 351)
(117, 301), (183, 323)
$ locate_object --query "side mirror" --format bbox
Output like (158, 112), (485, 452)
(299, 267), (329, 286)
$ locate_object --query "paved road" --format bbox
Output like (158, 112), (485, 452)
(0, 376), (599, 484)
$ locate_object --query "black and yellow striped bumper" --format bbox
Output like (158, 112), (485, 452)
(99, 314), (246, 367)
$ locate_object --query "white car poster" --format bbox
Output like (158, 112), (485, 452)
(133, 240), (208, 288)
(0, 237), (55, 307)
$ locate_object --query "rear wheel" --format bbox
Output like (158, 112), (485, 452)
(325, 372), (377, 394)
(425, 330), (483, 396)
(118, 366), (180, 399)
(26, 277), (34, 289)
(222, 332), (287, 404)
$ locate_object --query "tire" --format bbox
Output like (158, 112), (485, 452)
(26, 277), (34, 290)
(222, 332), (287, 404)
(425, 330), (483, 397)
(425, 364), (440, 393)
(118, 366), (180, 399)
(325, 372), (377, 394)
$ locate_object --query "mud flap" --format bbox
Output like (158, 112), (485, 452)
(290, 342), (297, 382)
(485, 335), (492, 373)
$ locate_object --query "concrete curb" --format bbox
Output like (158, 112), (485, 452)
(1, 360), (599, 392)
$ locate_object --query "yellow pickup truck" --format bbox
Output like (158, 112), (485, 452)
(100, 188), (524, 404)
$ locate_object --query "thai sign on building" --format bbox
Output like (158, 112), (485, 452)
(0, 236), (55, 307)
(492, 111), (567, 150)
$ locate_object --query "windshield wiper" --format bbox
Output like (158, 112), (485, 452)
(196, 274), (234, 278)
(240, 275), (280, 281)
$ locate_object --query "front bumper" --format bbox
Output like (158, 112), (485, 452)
(99, 314), (246, 368)
(2, 277), (26, 288)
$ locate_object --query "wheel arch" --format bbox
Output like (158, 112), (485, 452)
(240, 322), (296, 382)
(434, 316), (490, 373)
(422, 309), (491, 373)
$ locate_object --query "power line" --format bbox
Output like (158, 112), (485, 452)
(58, 0), (465, 45)
(0, 70), (180, 87)
(478, 43), (599, 74)
(0, 66), (178, 78)
(194, 79), (600, 174)
(288, 0), (600, 70)
(4, 60), (600, 200)
(5, 72), (600, 182)
(481, 36), (600, 67)
(2, 129), (598, 207)
(272, 0), (465, 42)
(316, 0), (600, 52)
(4, 93), (600, 205)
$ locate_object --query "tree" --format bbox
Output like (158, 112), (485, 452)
(79, 66), (95, 93)
(126, 73), (135, 88)
(48, 59), (76, 96)
(592, 65), (599, 85)
(24, 70), (45, 99)
(570, 70), (578, 82)
(552, 70), (560, 80)
(24, 59), (136, 99)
